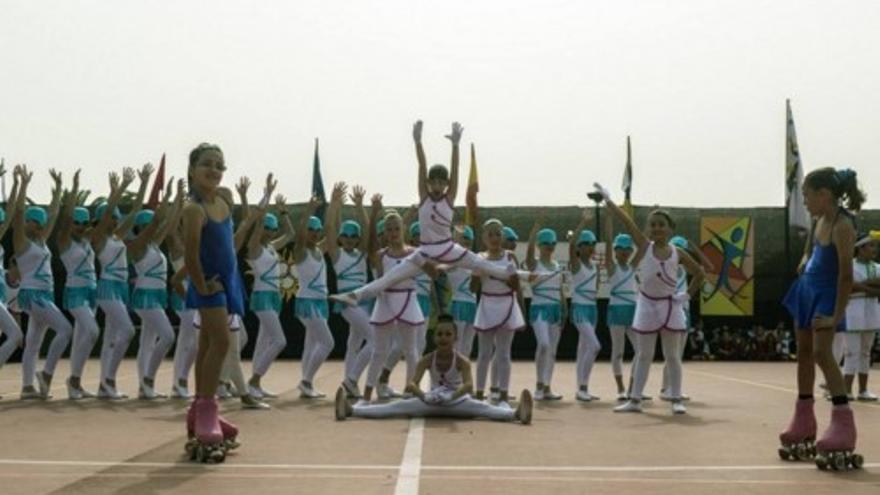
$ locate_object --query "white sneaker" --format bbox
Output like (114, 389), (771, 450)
(171, 384), (191, 399)
(97, 383), (127, 400)
(342, 379), (362, 399)
(258, 387), (279, 399)
(241, 395), (271, 410)
(659, 391), (674, 402)
(247, 384), (264, 400)
(298, 382), (325, 399)
(216, 383), (233, 400)
(613, 400), (642, 413)
(139, 381), (167, 400)
(616, 392), (628, 402)
(377, 384), (400, 400)
(67, 379), (95, 400)
(576, 390), (598, 402)
(36, 372), (53, 399)
(533, 389), (545, 401)
(544, 391), (563, 401)
(672, 401), (687, 414)
(20, 388), (42, 400)
(489, 390), (501, 402)
(858, 391), (879, 402)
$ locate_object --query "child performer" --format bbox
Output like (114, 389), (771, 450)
(447, 226), (477, 358)
(0, 167), (23, 387)
(779, 168), (865, 470)
(526, 221), (565, 401)
(604, 214), (638, 401)
(336, 314), (532, 424)
(569, 209), (600, 401)
(843, 233), (879, 401)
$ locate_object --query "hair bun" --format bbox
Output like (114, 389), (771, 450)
(835, 168), (856, 184)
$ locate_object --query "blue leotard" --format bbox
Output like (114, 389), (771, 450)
(185, 210), (246, 318)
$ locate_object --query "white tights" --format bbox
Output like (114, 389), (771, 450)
(609, 324), (638, 378)
(251, 310), (286, 377)
(367, 323), (419, 388)
(0, 303), (23, 367)
(631, 331), (683, 400)
(661, 331), (689, 392)
(300, 316), (334, 383)
(575, 322), (601, 389)
(476, 329), (515, 392)
(843, 331), (876, 376)
(352, 395), (515, 421)
(68, 306), (99, 378)
(172, 310), (197, 385)
(532, 319), (561, 386)
(455, 320), (476, 358)
(21, 302), (73, 387)
(135, 308), (176, 382)
(98, 300), (135, 383)
(342, 306), (374, 383)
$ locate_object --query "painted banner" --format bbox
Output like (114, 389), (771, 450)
(699, 217), (755, 316)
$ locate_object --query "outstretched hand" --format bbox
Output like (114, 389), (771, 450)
(49, 168), (63, 190)
(138, 163), (155, 182)
(593, 182), (611, 202)
(370, 193), (383, 209)
(350, 185), (366, 206)
(121, 167), (136, 187)
(307, 195), (324, 213)
(331, 181), (348, 202)
(445, 122), (464, 145)
(413, 120), (423, 143)
(236, 176), (251, 197)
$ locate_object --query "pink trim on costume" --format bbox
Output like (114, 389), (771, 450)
(631, 291), (687, 333)
(474, 291), (519, 332)
(370, 288), (426, 327)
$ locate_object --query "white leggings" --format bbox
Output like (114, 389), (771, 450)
(575, 322), (601, 389)
(662, 331), (689, 392)
(300, 316), (334, 383)
(833, 332), (846, 365)
(252, 310), (286, 377)
(98, 299), (135, 383)
(221, 330), (249, 395)
(609, 325), (638, 377)
(367, 323), (419, 388)
(532, 319), (561, 386)
(22, 302), (73, 387)
(172, 310), (197, 384)
(341, 306), (374, 383)
(0, 303), (23, 367)
(135, 308), (176, 381)
(352, 395), (515, 421)
(843, 331), (877, 375)
(356, 250), (512, 301)
(68, 306), (99, 378)
(385, 323), (428, 372)
(455, 320), (476, 358)
(631, 331), (683, 400)
(476, 329), (515, 392)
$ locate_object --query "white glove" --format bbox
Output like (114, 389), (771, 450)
(593, 182), (611, 201)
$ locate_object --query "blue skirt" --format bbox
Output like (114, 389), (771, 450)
(170, 292), (185, 312)
(607, 304), (636, 327)
(64, 286), (97, 310)
(18, 288), (56, 312)
(450, 300), (477, 324)
(783, 278), (846, 332)
(97, 279), (129, 304)
(131, 288), (168, 310)
(185, 273), (246, 317)
(417, 294), (432, 318)
(529, 303), (562, 325)
(251, 290), (282, 313)
(571, 303), (598, 326)
(295, 297), (329, 320)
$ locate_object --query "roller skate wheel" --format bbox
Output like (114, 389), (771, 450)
(815, 456), (828, 470)
(851, 454), (864, 469)
(832, 454), (847, 471)
(778, 448), (791, 461)
(224, 438), (241, 451)
(794, 444), (806, 459)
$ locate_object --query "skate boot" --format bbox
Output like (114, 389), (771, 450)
(815, 405), (863, 471)
(186, 399), (241, 452)
(778, 398), (817, 461)
(186, 397), (227, 463)
(515, 390), (533, 425)
(335, 387), (352, 421)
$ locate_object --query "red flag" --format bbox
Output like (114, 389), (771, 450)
(464, 143), (479, 227)
(147, 153), (166, 209)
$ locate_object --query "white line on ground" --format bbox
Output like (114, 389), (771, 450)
(394, 418), (425, 495)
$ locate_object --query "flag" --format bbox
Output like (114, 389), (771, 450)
(464, 143), (479, 227)
(621, 136), (634, 218)
(146, 153), (166, 210)
(1, 157), (6, 203)
(786, 100), (810, 231)
(312, 138), (327, 221)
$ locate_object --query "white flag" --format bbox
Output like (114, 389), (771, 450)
(786, 100), (810, 231)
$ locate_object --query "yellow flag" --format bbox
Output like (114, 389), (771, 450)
(464, 143), (479, 226)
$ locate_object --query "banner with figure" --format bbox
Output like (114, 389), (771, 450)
(699, 217), (755, 316)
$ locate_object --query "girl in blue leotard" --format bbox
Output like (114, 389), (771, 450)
(780, 167), (865, 468)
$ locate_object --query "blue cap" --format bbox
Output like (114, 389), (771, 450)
(134, 210), (155, 227)
(26, 206), (48, 227)
(670, 236), (688, 249)
(264, 213), (279, 231)
(502, 226), (518, 242)
(95, 202), (122, 221)
(339, 220), (361, 237)
(307, 216), (323, 231)
(537, 228), (557, 245)
(613, 233), (634, 250)
(73, 207), (91, 224)
(462, 225), (474, 241)
(0, 208), (5, 224)
(577, 229), (597, 245)
(376, 218), (386, 236)
(409, 221), (420, 238)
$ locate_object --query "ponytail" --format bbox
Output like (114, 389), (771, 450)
(804, 167), (866, 212)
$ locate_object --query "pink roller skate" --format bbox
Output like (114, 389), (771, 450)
(778, 398), (817, 461)
(185, 397), (226, 463)
(814, 405), (863, 471)
(186, 400), (240, 453)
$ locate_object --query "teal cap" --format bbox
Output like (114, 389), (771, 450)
(307, 216), (323, 231)
(502, 226), (518, 242)
(613, 233), (634, 250)
(577, 229), (597, 245)
(0, 209), (5, 224)
(462, 225), (474, 241)
(95, 202), (122, 221)
(409, 221), (420, 238)
(340, 220), (361, 237)
(26, 206), (48, 227)
(134, 210), (155, 227)
(670, 236), (688, 249)
(537, 228), (557, 246)
(264, 213), (279, 231)
(73, 207), (90, 224)
(377, 218), (386, 236)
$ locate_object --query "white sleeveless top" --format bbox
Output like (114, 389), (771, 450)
(18, 241), (53, 291)
(480, 253), (516, 294)
(530, 260), (563, 305)
(134, 243), (168, 290)
(415, 271), (432, 297)
(638, 242), (680, 299)
(296, 248), (328, 299)
(98, 236), (128, 283)
(249, 246), (280, 292)
(61, 239), (96, 289)
(447, 267), (476, 304)
(608, 262), (637, 306)
(430, 352), (463, 390)
(846, 259), (880, 331)
(418, 196), (454, 244)
(334, 249), (368, 293)
(571, 262), (598, 306)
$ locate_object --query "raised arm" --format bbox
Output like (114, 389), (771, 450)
(292, 196), (322, 263)
(593, 183), (649, 252)
(0, 165), (21, 241)
(444, 122), (463, 204)
(92, 168), (133, 248)
(569, 208), (592, 273)
(127, 178), (175, 259)
(350, 186), (369, 252)
(525, 219), (542, 272)
(414, 120), (428, 202)
(604, 206), (616, 275)
(236, 176), (251, 224)
(40, 169), (64, 242)
(270, 194), (295, 251)
(684, 237), (714, 272)
(115, 163), (154, 238)
(12, 166), (33, 256)
(239, 174), (275, 254)
(56, 169), (81, 253)
(324, 182), (347, 262)
(365, 194), (383, 267)
(155, 179), (186, 247)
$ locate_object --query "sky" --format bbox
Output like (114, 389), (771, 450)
(1, 0), (878, 208)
